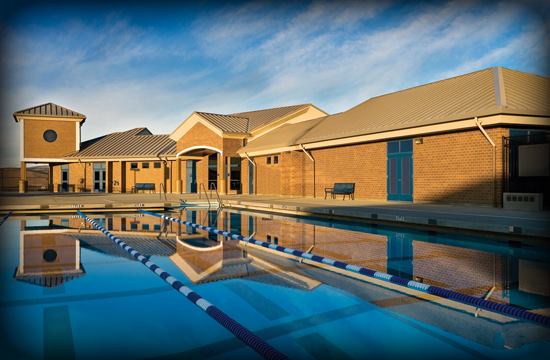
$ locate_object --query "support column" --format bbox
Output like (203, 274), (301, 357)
(175, 158), (182, 194)
(217, 153), (226, 194)
(120, 161), (125, 193)
(48, 164), (54, 192)
(19, 161), (27, 193)
(105, 161), (111, 193)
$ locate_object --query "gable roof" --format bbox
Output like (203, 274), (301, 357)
(229, 104), (312, 132)
(241, 67), (550, 153)
(65, 127), (176, 159)
(13, 102), (86, 122)
(195, 112), (250, 133)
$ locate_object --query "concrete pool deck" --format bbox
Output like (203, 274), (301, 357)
(0, 192), (548, 239)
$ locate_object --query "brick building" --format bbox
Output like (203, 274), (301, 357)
(12, 67), (550, 207)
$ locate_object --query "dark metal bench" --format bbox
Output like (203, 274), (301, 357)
(325, 183), (355, 200)
(133, 183), (155, 193)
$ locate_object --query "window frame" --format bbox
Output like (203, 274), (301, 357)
(142, 162), (150, 169)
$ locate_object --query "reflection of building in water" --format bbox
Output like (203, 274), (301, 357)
(15, 229), (85, 288)
(170, 234), (320, 289)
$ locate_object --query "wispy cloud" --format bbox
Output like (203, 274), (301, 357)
(0, 0), (548, 167)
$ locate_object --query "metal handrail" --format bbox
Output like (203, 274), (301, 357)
(159, 182), (167, 201)
(199, 183), (211, 208)
(209, 182), (223, 208)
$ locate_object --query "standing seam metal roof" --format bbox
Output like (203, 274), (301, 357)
(195, 104), (311, 134)
(65, 128), (176, 158)
(13, 102), (86, 120)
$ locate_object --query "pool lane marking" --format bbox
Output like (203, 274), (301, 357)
(140, 210), (550, 328)
(76, 211), (288, 360)
(0, 211), (12, 227)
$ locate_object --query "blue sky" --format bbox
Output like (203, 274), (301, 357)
(0, 0), (548, 166)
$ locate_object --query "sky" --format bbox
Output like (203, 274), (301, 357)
(0, 0), (548, 167)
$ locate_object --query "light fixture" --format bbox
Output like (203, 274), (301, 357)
(414, 137), (423, 144)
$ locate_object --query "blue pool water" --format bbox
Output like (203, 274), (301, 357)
(1, 209), (549, 359)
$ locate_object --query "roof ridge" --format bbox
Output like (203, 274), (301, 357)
(229, 103), (309, 115)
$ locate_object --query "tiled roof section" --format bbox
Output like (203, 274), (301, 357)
(297, 67), (550, 144)
(240, 117), (327, 153)
(196, 112), (250, 133)
(13, 102), (86, 120)
(65, 127), (176, 158)
(230, 104), (310, 131)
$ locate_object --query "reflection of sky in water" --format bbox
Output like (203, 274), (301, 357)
(1, 211), (549, 359)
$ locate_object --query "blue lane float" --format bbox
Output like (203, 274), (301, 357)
(0, 211), (12, 227)
(77, 210), (287, 360)
(140, 209), (550, 328)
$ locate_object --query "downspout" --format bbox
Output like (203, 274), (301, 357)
(475, 117), (497, 207)
(299, 144), (315, 198)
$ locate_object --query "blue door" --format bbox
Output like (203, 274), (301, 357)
(186, 161), (197, 193)
(248, 161), (254, 194)
(387, 139), (413, 201)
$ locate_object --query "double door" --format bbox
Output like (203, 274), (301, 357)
(387, 139), (413, 201)
(93, 162), (106, 192)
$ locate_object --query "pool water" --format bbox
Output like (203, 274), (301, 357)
(1, 209), (549, 359)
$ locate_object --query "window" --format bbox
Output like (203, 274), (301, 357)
(142, 224), (150, 231)
(274, 236), (279, 245)
(130, 222), (138, 230)
(273, 156), (279, 164)
(43, 130), (57, 142)
(142, 162), (149, 169)
(266, 235), (272, 243)
(130, 163), (138, 170)
(154, 224), (161, 231)
(267, 157), (272, 164)
(154, 162), (161, 168)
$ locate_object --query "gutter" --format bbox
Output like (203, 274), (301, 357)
(475, 117), (497, 207)
(299, 144), (316, 197)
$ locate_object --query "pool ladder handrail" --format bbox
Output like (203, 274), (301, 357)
(159, 182), (168, 201)
(209, 182), (224, 208)
(199, 183), (212, 208)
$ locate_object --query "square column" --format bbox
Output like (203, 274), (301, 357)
(19, 161), (27, 193)
(217, 153), (226, 194)
(175, 158), (182, 194)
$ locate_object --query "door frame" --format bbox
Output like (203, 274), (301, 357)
(387, 139), (413, 201)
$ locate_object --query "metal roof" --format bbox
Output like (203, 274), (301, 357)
(13, 102), (86, 121)
(230, 104), (311, 132)
(195, 104), (311, 134)
(65, 128), (176, 159)
(241, 117), (327, 153)
(242, 67), (550, 150)
(196, 112), (250, 133)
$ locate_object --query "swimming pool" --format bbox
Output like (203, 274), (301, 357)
(1, 209), (549, 359)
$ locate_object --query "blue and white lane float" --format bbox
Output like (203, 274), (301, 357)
(0, 211), (12, 227)
(140, 209), (550, 327)
(77, 211), (287, 360)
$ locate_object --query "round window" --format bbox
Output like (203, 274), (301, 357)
(43, 249), (58, 262)
(43, 130), (58, 142)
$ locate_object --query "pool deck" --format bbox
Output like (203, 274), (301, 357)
(1, 192), (549, 239)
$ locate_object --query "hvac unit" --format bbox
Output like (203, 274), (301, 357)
(503, 192), (543, 211)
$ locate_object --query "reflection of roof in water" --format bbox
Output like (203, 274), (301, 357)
(73, 233), (176, 260)
(14, 268), (86, 288)
(171, 238), (319, 290)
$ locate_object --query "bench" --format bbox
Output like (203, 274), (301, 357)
(133, 183), (155, 193)
(325, 183), (355, 200)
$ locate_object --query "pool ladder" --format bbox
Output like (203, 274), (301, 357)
(198, 183), (223, 208)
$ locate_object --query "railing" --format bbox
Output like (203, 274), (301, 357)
(209, 182), (224, 208)
(199, 183), (211, 208)
(159, 182), (167, 201)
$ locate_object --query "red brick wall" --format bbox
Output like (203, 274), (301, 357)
(414, 127), (508, 205)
